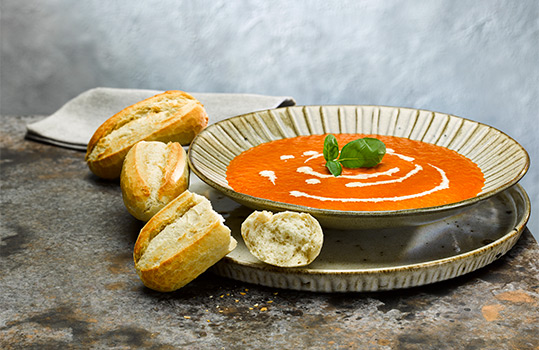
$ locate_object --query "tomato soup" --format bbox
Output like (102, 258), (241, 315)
(226, 134), (485, 211)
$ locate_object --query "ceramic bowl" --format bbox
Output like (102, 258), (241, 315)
(188, 105), (529, 229)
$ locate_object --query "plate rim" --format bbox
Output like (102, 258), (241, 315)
(223, 184), (530, 275)
(212, 184), (530, 291)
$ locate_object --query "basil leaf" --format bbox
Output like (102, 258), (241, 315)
(361, 137), (386, 167)
(323, 134), (339, 161)
(326, 160), (342, 177)
(339, 138), (386, 168)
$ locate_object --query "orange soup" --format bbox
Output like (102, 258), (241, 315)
(226, 134), (485, 211)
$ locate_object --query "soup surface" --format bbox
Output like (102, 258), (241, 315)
(226, 134), (485, 211)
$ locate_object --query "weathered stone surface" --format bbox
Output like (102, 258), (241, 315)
(1, 116), (538, 349)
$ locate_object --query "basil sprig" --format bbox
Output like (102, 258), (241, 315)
(323, 134), (386, 176)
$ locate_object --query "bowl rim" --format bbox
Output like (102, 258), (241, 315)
(188, 104), (530, 218)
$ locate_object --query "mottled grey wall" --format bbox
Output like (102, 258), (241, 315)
(1, 0), (538, 236)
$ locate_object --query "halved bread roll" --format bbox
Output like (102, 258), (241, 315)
(86, 90), (208, 179)
(241, 211), (323, 267)
(121, 141), (189, 221)
(134, 190), (236, 292)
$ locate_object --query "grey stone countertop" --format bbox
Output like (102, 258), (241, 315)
(1, 116), (538, 350)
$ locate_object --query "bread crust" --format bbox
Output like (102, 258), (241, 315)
(120, 141), (189, 221)
(133, 191), (237, 292)
(137, 221), (232, 292)
(86, 90), (208, 179)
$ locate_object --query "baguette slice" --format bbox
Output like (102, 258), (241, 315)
(241, 211), (323, 267)
(86, 90), (208, 179)
(121, 141), (189, 221)
(134, 190), (236, 292)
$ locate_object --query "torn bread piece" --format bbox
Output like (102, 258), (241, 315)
(134, 191), (236, 292)
(121, 141), (189, 221)
(241, 211), (323, 267)
(86, 90), (208, 179)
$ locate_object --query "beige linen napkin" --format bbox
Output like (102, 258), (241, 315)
(26, 87), (295, 150)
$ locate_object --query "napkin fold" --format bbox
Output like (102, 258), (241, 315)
(26, 87), (296, 151)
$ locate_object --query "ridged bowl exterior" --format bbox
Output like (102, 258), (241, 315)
(188, 105), (529, 229)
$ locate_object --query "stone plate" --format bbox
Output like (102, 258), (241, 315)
(207, 183), (530, 293)
(188, 105), (529, 229)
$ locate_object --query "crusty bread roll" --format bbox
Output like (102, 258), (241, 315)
(120, 141), (189, 221)
(241, 211), (323, 267)
(134, 190), (237, 292)
(86, 90), (208, 179)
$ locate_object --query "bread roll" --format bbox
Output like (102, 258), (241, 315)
(120, 141), (189, 221)
(241, 211), (323, 267)
(134, 190), (237, 292)
(86, 90), (208, 179)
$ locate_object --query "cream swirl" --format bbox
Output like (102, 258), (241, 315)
(288, 149), (449, 203)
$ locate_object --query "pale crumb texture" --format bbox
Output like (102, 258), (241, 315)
(241, 211), (323, 267)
